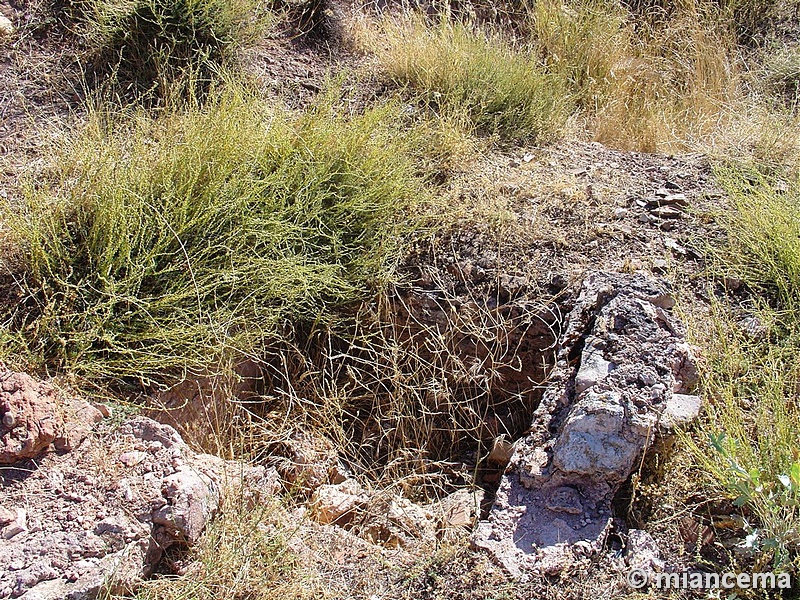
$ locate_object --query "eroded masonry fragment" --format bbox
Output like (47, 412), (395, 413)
(472, 272), (700, 578)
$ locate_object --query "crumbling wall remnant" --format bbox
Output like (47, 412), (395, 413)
(472, 272), (701, 578)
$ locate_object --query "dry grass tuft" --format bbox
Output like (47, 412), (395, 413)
(363, 16), (573, 143)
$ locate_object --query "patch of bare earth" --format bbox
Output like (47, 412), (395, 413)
(0, 0), (83, 189)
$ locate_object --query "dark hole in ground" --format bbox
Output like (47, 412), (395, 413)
(146, 280), (565, 502)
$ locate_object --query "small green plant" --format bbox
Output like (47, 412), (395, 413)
(1, 88), (425, 384)
(714, 168), (800, 308)
(709, 432), (800, 570)
(82, 0), (270, 101)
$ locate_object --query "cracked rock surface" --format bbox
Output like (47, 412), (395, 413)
(472, 272), (701, 578)
(0, 375), (279, 600)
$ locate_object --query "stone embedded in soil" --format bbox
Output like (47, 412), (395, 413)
(0, 368), (109, 464)
(651, 191), (688, 207)
(119, 450), (148, 467)
(275, 431), (349, 492)
(152, 463), (221, 543)
(472, 272), (701, 579)
(660, 393), (702, 430)
(626, 529), (665, 574)
(436, 489), (485, 530)
(0, 412), (280, 600)
(0, 15), (13, 37)
(362, 494), (436, 549)
(310, 479), (368, 525)
(0, 369), (65, 463)
(1, 508), (26, 539)
(650, 206), (684, 219)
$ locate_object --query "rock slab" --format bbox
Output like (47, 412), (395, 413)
(472, 272), (700, 578)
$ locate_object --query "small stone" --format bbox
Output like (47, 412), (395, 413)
(487, 437), (514, 467)
(92, 403), (112, 418)
(152, 466), (221, 542)
(2, 508), (27, 539)
(660, 220), (676, 231)
(626, 529), (664, 573)
(660, 394), (702, 429)
(650, 206), (684, 219)
(648, 192), (688, 208)
(639, 369), (657, 386)
(310, 479), (368, 525)
(662, 193), (688, 207)
(0, 506), (16, 525)
(650, 383), (667, 401)
(664, 237), (686, 255)
(437, 489), (484, 528)
(75, 400), (104, 424)
(119, 451), (147, 467)
(0, 15), (14, 37)
(613, 207), (627, 219)
(118, 478), (135, 502)
(740, 315), (767, 339)
(574, 342), (612, 394)
(0, 370), (65, 463)
(652, 258), (668, 273)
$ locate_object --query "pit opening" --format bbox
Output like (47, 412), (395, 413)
(148, 265), (565, 503)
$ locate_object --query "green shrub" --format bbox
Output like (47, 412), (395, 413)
(715, 168), (800, 308)
(374, 18), (572, 143)
(1, 89), (424, 383)
(82, 0), (269, 101)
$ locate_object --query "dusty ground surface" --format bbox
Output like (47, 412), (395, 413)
(0, 0), (84, 188)
(0, 2), (750, 599)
